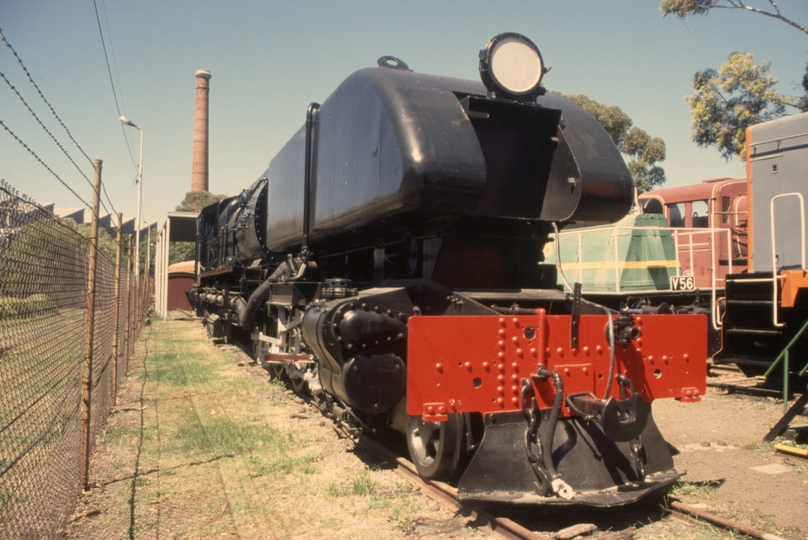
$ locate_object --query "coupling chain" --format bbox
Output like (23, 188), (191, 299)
(520, 378), (551, 494)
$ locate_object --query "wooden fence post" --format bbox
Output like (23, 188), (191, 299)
(81, 159), (102, 491)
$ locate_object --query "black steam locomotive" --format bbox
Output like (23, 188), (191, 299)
(192, 34), (707, 506)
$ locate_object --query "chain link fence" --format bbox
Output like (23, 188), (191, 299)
(0, 179), (149, 539)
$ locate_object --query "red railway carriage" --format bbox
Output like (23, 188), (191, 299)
(192, 33), (708, 506)
(639, 178), (748, 289)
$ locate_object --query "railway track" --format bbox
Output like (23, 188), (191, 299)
(356, 432), (787, 540)
(233, 328), (790, 540)
(205, 326), (800, 539)
(357, 435), (541, 540)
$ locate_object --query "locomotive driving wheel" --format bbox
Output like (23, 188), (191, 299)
(406, 414), (462, 479)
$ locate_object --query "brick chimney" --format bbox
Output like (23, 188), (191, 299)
(191, 70), (212, 192)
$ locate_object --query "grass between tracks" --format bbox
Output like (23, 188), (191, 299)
(64, 318), (431, 540)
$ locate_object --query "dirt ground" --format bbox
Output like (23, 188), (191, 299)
(653, 374), (808, 538)
(64, 318), (807, 540)
(65, 319), (494, 540)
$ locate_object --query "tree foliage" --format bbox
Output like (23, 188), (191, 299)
(169, 242), (196, 265)
(557, 93), (667, 193)
(686, 52), (803, 160)
(660, 0), (808, 34)
(76, 223), (124, 264)
(171, 191), (226, 265)
(175, 191), (227, 213)
(661, 1), (808, 160)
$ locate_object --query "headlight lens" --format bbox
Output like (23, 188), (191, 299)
(479, 33), (545, 100)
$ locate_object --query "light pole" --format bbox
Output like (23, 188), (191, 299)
(120, 115), (143, 321)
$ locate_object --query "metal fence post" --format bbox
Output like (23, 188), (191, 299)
(126, 237), (137, 356)
(111, 212), (123, 405)
(81, 159), (102, 491)
(125, 239), (133, 368)
(133, 251), (140, 347)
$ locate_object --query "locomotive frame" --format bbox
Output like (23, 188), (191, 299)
(192, 33), (708, 506)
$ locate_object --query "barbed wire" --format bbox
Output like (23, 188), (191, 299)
(0, 119), (118, 238)
(0, 27), (122, 218)
(0, 29), (93, 166)
(0, 120), (92, 210)
(0, 179), (102, 239)
(0, 70), (113, 217)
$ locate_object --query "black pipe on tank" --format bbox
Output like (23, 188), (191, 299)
(303, 102), (320, 251)
(232, 254), (309, 330)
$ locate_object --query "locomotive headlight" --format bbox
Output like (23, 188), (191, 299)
(479, 33), (546, 101)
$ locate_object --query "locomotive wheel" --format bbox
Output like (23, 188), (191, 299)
(406, 414), (462, 479)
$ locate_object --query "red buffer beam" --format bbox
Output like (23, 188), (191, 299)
(407, 311), (707, 422)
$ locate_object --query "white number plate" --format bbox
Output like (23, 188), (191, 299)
(669, 275), (695, 291)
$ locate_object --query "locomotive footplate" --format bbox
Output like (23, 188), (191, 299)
(456, 412), (680, 506)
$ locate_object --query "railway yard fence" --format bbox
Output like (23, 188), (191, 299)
(0, 179), (151, 539)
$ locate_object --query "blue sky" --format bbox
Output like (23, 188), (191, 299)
(1, 1), (806, 228)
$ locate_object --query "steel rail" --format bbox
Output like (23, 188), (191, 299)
(669, 500), (787, 540)
(270, 350), (793, 540)
(357, 435), (541, 540)
(360, 428), (791, 540)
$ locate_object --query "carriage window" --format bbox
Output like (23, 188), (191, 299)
(692, 200), (708, 228)
(668, 203), (685, 228)
(642, 198), (663, 214)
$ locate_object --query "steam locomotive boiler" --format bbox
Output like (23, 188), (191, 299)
(192, 33), (707, 506)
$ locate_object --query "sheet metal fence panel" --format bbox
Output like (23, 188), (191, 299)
(0, 180), (148, 539)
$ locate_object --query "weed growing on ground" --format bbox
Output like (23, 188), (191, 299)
(174, 418), (289, 456)
(327, 482), (344, 497)
(124, 523), (152, 539)
(671, 480), (722, 502)
(145, 353), (217, 386)
(100, 426), (132, 441)
(740, 440), (775, 453)
(133, 476), (149, 488)
(647, 514), (742, 539)
(367, 486), (418, 522)
(247, 454), (322, 477)
(722, 506), (804, 539)
(352, 470), (376, 496)
(320, 517), (343, 529)
(326, 469), (377, 497)
(269, 376), (286, 389)
(689, 525), (741, 539)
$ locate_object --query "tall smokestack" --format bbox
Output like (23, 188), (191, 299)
(191, 69), (212, 192)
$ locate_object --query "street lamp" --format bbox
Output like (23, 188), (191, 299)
(120, 115), (143, 321)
